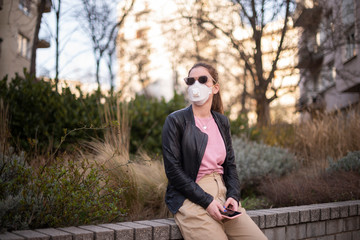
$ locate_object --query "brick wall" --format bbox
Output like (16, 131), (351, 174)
(1, 200), (359, 240)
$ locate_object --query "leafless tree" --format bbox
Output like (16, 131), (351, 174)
(76, 0), (135, 91)
(179, 0), (296, 126)
(52, 0), (61, 91)
(105, 35), (117, 93)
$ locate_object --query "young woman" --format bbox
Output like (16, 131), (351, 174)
(162, 62), (267, 240)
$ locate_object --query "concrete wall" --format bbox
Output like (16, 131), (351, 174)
(0, 0), (37, 80)
(1, 200), (359, 240)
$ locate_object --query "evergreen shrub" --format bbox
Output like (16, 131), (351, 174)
(129, 92), (186, 154)
(327, 151), (360, 173)
(232, 137), (297, 189)
(0, 72), (102, 152)
(0, 72), (187, 154)
(0, 149), (126, 232)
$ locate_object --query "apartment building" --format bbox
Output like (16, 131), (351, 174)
(294, 0), (360, 120)
(0, 0), (51, 80)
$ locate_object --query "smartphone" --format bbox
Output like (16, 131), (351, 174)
(221, 208), (242, 219)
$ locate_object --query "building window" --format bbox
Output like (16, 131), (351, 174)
(345, 27), (356, 61)
(341, 0), (356, 61)
(19, 0), (31, 15)
(341, 0), (355, 26)
(18, 33), (30, 59)
(319, 62), (336, 91)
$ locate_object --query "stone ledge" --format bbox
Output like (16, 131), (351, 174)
(1, 200), (359, 240)
(57, 227), (93, 240)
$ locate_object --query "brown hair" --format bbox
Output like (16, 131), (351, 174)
(188, 62), (224, 114)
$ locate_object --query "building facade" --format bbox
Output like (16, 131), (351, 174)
(0, 0), (51, 80)
(294, 0), (360, 120)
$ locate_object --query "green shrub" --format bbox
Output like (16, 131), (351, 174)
(0, 150), (126, 231)
(0, 148), (32, 231)
(232, 137), (297, 189)
(241, 123), (296, 148)
(129, 92), (186, 154)
(1, 72), (186, 154)
(0, 72), (102, 152)
(327, 151), (360, 173)
(228, 112), (251, 137)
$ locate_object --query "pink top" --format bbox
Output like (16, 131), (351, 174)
(194, 116), (226, 182)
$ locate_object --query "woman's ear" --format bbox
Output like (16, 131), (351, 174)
(212, 84), (220, 94)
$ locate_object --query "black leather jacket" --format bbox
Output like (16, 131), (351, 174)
(162, 105), (240, 214)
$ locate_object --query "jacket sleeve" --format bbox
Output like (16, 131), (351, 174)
(222, 117), (241, 203)
(162, 114), (214, 210)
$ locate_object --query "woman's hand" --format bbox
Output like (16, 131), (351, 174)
(206, 199), (224, 221)
(224, 197), (239, 211)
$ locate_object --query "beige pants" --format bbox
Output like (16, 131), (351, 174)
(174, 173), (268, 240)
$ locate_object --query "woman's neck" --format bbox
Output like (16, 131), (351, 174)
(192, 102), (212, 118)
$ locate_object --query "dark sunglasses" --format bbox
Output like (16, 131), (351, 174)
(184, 75), (215, 85)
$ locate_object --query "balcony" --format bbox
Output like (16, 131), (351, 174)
(336, 72), (360, 93)
(44, 0), (52, 13)
(37, 39), (50, 48)
(293, 5), (322, 30)
(296, 46), (323, 69)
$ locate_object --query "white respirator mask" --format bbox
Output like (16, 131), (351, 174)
(187, 81), (213, 106)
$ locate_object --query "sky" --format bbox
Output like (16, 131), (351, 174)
(36, 0), (113, 91)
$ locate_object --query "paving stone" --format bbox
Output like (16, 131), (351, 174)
(35, 229), (71, 240)
(299, 209), (311, 223)
(310, 208), (321, 222)
(288, 210), (300, 225)
(307, 236), (335, 240)
(58, 227), (93, 240)
(78, 225), (113, 240)
(353, 230), (360, 240)
(339, 205), (349, 218)
(326, 219), (343, 235)
(135, 220), (169, 240)
(247, 210), (266, 228)
(261, 208), (289, 227)
(0, 232), (25, 240)
(330, 206), (340, 219)
(307, 221), (326, 237)
(335, 232), (352, 240)
(254, 210), (277, 228)
(349, 203), (358, 216)
(343, 216), (360, 232)
(285, 224), (306, 239)
(12, 230), (50, 240)
(118, 222), (152, 240)
(98, 224), (133, 240)
(153, 219), (182, 240)
(320, 207), (331, 220)
(263, 227), (285, 240)
(276, 211), (289, 226)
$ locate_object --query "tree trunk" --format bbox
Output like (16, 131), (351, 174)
(96, 58), (101, 91)
(256, 95), (270, 127)
(107, 56), (114, 93)
(240, 66), (248, 114)
(30, 0), (46, 77)
(55, 0), (61, 91)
